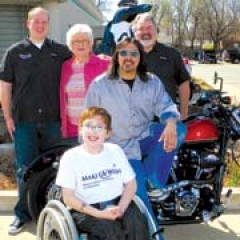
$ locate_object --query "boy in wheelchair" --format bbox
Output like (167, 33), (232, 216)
(55, 107), (149, 240)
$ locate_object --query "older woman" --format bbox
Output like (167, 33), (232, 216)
(60, 24), (110, 142)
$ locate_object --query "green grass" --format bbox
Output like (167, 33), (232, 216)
(224, 161), (240, 187)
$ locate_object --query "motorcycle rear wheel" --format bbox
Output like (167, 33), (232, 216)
(27, 167), (57, 222)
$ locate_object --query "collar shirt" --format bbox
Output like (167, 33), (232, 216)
(143, 42), (190, 102)
(0, 38), (71, 122)
(84, 73), (180, 160)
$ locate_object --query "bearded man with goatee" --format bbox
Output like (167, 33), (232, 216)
(132, 13), (191, 121)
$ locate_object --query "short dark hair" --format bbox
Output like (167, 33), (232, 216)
(108, 37), (149, 81)
(79, 107), (112, 131)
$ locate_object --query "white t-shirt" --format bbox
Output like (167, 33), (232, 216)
(56, 143), (135, 204)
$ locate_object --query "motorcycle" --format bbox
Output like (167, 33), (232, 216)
(149, 72), (240, 224)
(24, 73), (240, 225)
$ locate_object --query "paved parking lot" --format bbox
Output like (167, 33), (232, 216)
(191, 61), (240, 104)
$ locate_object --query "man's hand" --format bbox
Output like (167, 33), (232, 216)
(1, 81), (14, 139)
(159, 119), (177, 152)
(4, 117), (15, 140)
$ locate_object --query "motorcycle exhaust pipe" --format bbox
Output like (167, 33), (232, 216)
(163, 178), (215, 193)
(149, 178), (215, 200)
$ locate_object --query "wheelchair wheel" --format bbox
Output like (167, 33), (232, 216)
(38, 207), (70, 240)
(37, 200), (86, 240)
(27, 167), (57, 222)
(133, 196), (162, 240)
(37, 198), (158, 240)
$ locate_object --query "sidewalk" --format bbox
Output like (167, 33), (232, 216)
(0, 213), (36, 240)
(1, 188), (240, 212)
(0, 195), (239, 240)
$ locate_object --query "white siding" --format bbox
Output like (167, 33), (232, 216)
(44, 1), (103, 44)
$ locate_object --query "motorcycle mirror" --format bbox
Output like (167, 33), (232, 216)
(221, 96), (231, 105)
(214, 72), (224, 92)
(214, 72), (218, 84)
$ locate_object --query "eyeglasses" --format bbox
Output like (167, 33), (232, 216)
(82, 124), (106, 133)
(118, 50), (140, 58)
(72, 39), (90, 45)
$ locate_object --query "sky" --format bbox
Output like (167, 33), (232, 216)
(100, 0), (118, 20)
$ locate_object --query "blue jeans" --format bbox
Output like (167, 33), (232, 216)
(14, 121), (62, 222)
(141, 122), (186, 189)
(129, 122), (186, 239)
(129, 160), (164, 240)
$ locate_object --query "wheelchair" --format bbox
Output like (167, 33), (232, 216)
(36, 196), (160, 240)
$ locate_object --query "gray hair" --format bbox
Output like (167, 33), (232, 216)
(132, 13), (158, 32)
(66, 24), (94, 49)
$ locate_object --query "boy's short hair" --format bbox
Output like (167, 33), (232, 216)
(79, 107), (112, 130)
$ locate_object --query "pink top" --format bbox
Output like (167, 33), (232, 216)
(60, 54), (110, 138)
(65, 63), (85, 126)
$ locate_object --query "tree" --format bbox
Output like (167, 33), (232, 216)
(184, 0), (204, 52)
(201, 0), (240, 50)
(122, 0), (240, 50)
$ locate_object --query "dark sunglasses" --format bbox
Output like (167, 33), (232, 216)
(118, 50), (140, 58)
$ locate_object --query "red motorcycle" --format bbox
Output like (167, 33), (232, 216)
(150, 73), (240, 224)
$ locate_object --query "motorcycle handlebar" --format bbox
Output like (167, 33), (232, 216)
(196, 90), (231, 106)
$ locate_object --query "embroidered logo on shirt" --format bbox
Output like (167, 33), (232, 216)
(159, 56), (168, 60)
(50, 53), (58, 57)
(19, 53), (32, 60)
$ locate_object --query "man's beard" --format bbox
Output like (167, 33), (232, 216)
(139, 39), (155, 47)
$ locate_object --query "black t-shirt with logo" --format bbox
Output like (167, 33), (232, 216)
(143, 42), (190, 102)
(0, 38), (71, 122)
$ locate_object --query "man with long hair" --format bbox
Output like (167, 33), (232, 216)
(84, 37), (186, 239)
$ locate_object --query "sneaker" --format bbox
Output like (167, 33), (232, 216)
(8, 217), (25, 235)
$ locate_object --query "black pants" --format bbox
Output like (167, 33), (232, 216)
(71, 201), (149, 240)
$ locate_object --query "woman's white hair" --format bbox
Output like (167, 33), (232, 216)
(66, 24), (94, 49)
